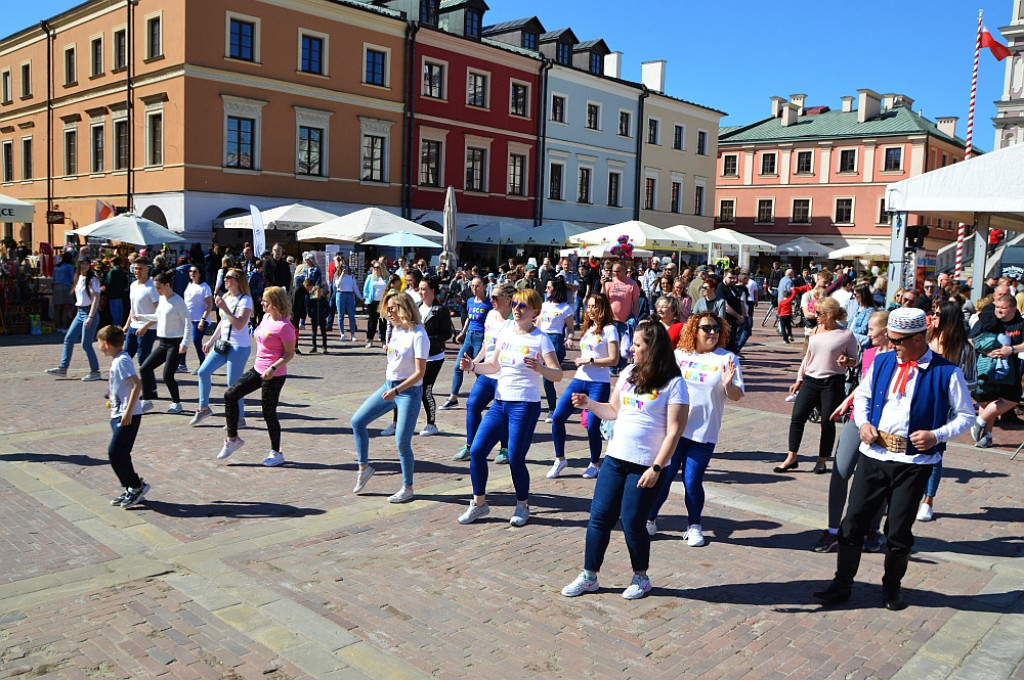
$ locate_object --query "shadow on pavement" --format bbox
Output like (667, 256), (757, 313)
(0, 452), (107, 467)
(139, 499), (327, 519)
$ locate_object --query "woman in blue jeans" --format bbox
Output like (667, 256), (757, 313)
(538, 277), (575, 417)
(561, 321), (688, 600)
(645, 311), (745, 548)
(46, 257), (102, 381)
(442, 276), (491, 409)
(332, 259), (362, 341)
(456, 288), (563, 527)
(351, 291), (428, 504)
(546, 293), (619, 480)
(189, 269), (253, 426)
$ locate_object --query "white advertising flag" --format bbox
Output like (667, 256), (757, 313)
(250, 204), (266, 257)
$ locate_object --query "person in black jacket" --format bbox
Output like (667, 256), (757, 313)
(290, 278), (309, 354)
(267, 243), (292, 291)
(416, 277), (453, 436)
(307, 283), (331, 354)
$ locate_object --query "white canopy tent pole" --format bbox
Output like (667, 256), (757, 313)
(887, 213), (909, 295)
(973, 215), (990, 289)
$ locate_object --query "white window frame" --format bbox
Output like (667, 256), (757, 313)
(63, 124), (78, 177)
(507, 141), (530, 196)
(693, 178), (707, 216)
(90, 36), (104, 78)
(647, 116), (660, 145)
(670, 180), (682, 213)
(359, 116), (395, 184)
(877, 197), (889, 225)
(294, 106), (332, 178)
(89, 116), (106, 175)
(643, 173), (658, 210)
(297, 28), (330, 76)
(466, 68), (490, 109)
(718, 198), (736, 223)
(722, 153), (738, 177)
(607, 170), (621, 207)
(20, 136), (32, 181)
(696, 128), (709, 156)
(1, 140), (12, 183)
(225, 11), (261, 63)
(418, 126), (448, 187)
(881, 145), (903, 172)
(111, 27), (127, 71)
(63, 44), (77, 85)
(509, 79), (531, 118)
(19, 61), (32, 98)
(672, 123), (685, 151)
(837, 147), (858, 174)
(585, 100), (601, 131)
(362, 43), (391, 88)
(221, 94), (267, 172)
(111, 111), (128, 171)
(790, 197), (812, 225)
(794, 149), (814, 175)
(577, 165), (593, 204)
(834, 196), (855, 224)
(463, 134), (492, 193)
(144, 11), (163, 60)
(421, 57), (447, 100)
(144, 103), (163, 168)
(617, 109), (631, 137)
(548, 160), (565, 201)
(1, 69), (11, 104)
(760, 151), (777, 176)
(550, 92), (567, 124)
(755, 197), (775, 224)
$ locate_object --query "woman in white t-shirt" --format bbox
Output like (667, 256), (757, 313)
(46, 257), (103, 380)
(546, 293), (619, 480)
(561, 321), (688, 600)
(190, 269), (253, 427)
(183, 265), (214, 370)
(456, 288), (563, 527)
(538, 277), (575, 416)
(646, 311), (744, 547)
(351, 291), (429, 504)
(135, 271), (193, 414)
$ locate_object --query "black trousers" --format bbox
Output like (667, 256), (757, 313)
(788, 374), (845, 457)
(422, 359), (444, 425)
(225, 368), (287, 450)
(840, 453), (933, 556)
(310, 319), (328, 349)
(108, 417), (143, 489)
(138, 337), (183, 403)
(779, 315), (793, 341)
(366, 305), (386, 342)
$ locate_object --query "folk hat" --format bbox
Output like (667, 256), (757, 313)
(887, 307), (927, 335)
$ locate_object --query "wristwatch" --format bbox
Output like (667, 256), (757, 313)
(589, 357), (595, 364)
(652, 464), (662, 472)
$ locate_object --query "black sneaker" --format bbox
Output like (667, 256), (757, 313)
(812, 530), (839, 553)
(121, 481), (150, 509)
(110, 489), (129, 506)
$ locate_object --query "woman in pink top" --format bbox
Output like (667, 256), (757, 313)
(777, 297), (859, 474)
(217, 286), (296, 467)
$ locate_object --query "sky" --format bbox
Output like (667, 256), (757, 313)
(6, 0), (1018, 151)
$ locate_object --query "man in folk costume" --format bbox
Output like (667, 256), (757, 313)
(814, 308), (973, 610)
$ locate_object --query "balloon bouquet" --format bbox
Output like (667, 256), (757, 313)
(608, 234), (634, 260)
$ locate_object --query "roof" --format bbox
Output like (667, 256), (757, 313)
(540, 28), (578, 43)
(439, 0), (489, 10)
(719, 106), (970, 148)
(574, 39), (609, 52)
(481, 16), (543, 34)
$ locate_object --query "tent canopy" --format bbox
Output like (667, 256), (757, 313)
(777, 236), (830, 258)
(705, 228), (776, 253)
(828, 240), (890, 261)
(72, 214), (186, 245)
(223, 203), (339, 230)
(569, 220), (695, 250)
(296, 207), (441, 243)
(361, 231), (442, 249)
(0, 193), (34, 223)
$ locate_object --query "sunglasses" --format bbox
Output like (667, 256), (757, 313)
(699, 324), (721, 334)
(386, 306), (399, 313)
(511, 301), (531, 311)
(702, 285), (713, 290)
(887, 331), (923, 345)
(225, 275), (238, 281)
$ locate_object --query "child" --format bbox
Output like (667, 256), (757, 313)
(97, 325), (150, 508)
(777, 279), (812, 345)
(308, 283), (331, 354)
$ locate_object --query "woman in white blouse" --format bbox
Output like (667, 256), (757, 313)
(182, 265), (214, 372)
(46, 257), (103, 381)
(135, 271), (192, 413)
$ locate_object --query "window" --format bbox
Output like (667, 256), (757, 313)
(64, 47), (76, 85)
(522, 32), (537, 51)
(647, 118), (659, 144)
(467, 72), (487, 107)
(226, 116), (255, 169)
(464, 10), (482, 38)
(618, 111), (631, 137)
(756, 199), (774, 223)
(21, 138), (31, 179)
(301, 35), (324, 74)
(792, 199), (810, 224)
(589, 52), (602, 75)
(577, 167), (591, 203)
(878, 199), (888, 224)
(365, 49), (387, 86)
(423, 62), (445, 98)
(795, 150), (813, 174)
(146, 112), (162, 166)
(673, 125), (683, 150)
(1, 141), (11, 182)
(228, 19), (255, 61)
(420, 0), (438, 27)
(362, 135), (385, 182)
(693, 184), (705, 216)
(549, 163), (563, 200)
(696, 130), (708, 156)
(722, 154), (738, 176)
(607, 172), (620, 207)
(1, 71), (10, 104)
(760, 152), (777, 175)
(551, 95), (565, 123)
(556, 42), (571, 65)
(465, 147), (485, 191)
(670, 182), (680, 213)
(883, 147), (902, 171)
(91, 124), (105, 173)
(298, 126), (323, 176)
(113, 119), (128, 170)
(719, 199), (735, 223)
(420, 139), (441, 186)
(838, 149), (856, 173)
(64, 129), (77, 175)
(146, 15), (162, 59)
(113, 29), (127, 70)
(508, 153), (525, 196)
(835, 198), (853, 224)
(510, 83), (529, 117)
(20, 64), (31, 98)
(586, 103), (600, 130)
(941, 153), (948, 167)
(90, 37), (103, 77)
(642, 177), (655, 210)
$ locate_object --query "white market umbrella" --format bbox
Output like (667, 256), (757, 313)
(569, 220), (694, 250)
(560, 243), (654, 259)
(296, 208), (442, 243)
(461, 220), (528, 244)
(777, 236), (830, 258)
(442, 186), (458, 271)
(223, 202), (339, 230)
(704, 228), (777, 253)
(72, 214), (185, 245)
(517, 220), (590, 246)
(829, 241), (891, 261)
(0, 193), (35, 222)
(362, 231), (443, 250)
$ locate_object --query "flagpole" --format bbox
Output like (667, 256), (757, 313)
(954, 10), (983, 280)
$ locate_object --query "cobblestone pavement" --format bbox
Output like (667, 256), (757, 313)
(1, 319), (1021, 679)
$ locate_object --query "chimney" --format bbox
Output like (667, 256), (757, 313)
(881, 93), (896, 110)
(857, 88), (881, 123)
(781, 103), (799, 127)
(790, 93), (807, 116)
(604, 51), (623, 79)
(892, 94), (915, 110)
(770, 96), (787, 118)
(935, 116), (959, 138)
(840, 96), (855, 113)
(641, 60), (666, 92)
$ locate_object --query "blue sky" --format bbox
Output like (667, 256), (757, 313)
(7, 0), (1017, 150)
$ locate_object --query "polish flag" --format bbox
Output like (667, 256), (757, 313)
(95, 199), (115, 221)
(981, 25), (1011, 61)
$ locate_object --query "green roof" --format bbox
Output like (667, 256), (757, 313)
(719, 106), (968, 148)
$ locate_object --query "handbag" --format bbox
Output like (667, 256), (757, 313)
(213, 301), (239, 355)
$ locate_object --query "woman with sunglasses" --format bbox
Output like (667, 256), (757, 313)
(645, 312), (744, 546)
(546, 293), (619, 479)
(333, 258), (362, 342)
(457, 288), (563, 527)
(692, 276), (728, 319)
(351, 291), (428, 503)
(191, 269), (253, 427)
(452, 283), (514, 464)
(134, 272), (192, 413)
(362, 261), (389, 348)
(561, 321), (687, 600)
(46, 257), (103, 381)
(217, 286), (296, 467)
(538, 277), (575, 420)
(183, 265), (214, 372)
(778, 296), (860, 474)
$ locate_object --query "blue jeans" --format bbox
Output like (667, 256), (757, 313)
(552, 378), (610, 463)
(335, 292), (358, 335)
(613, 320), (632, 371)
(183, 320), (207, 368)
(124, 326), (157, 395)
(648, 437), (716, 526)
(735, 315), (753, 351)
(450, 328), (485, 397)
(60, 308), (100, 372)
(108, 298), (125, 327)
(925, 458), (942, 498)
(351, 381), (422, 488)
(197, 343), (251, 411)
(469, 400), (541, 501)
(542, 333), (566, 412)
(465, 375), (507, 449)
(585, 455), (660, 573)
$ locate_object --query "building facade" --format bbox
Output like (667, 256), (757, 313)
(994, 0), (1024, 150)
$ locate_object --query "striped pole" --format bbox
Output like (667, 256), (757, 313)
(955, 10), (983, 280)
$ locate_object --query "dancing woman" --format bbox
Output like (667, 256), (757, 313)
(135, 272), (192, 413)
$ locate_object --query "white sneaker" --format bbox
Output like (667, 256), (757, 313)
(970, 422), (984, 442)
(420, 424), (439, 436)
(510, 502), (530, 527)
(167, 402), (184, 414)
(82, 371), (103, 382)
(976, 433), (993, 449)
(380, 422), (396, 437)
(364, 342), (373, 348)
(353, 465), (376, 493)
(458, 501), (489, 524)
(916, 503), (934, 522)
(45, 366), (67, 376)
(388, 487), (415, 503)
(339, 334), (347, 342)
(546, 459), (568, 479)
(582, 463), (600, 479)
(544, 415), (554, 423)
(140, 400), (154, 414)
(262, 451), (285, 467)
(561, 571), (599, 597)
(785, 394), (798, 403)
(646, 520), (657, 537)
(217, 437), (245, 460)
(685, 524), (706, 547)
(622, 574), (652, 600)
(189, 407), (212, 426)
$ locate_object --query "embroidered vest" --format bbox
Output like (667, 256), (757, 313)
(867, 351), (957, 457)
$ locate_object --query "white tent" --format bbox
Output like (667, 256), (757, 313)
(223, 203), (339, 230)
(569, 220), (695, 250)
(777, 236), (830, 258)
(73, 214), (186, 245)
(0, 193), (34, 223)
(296, 207), (441, 243)
(560, 244), (654, 259)
(828, 241), (890, 261)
